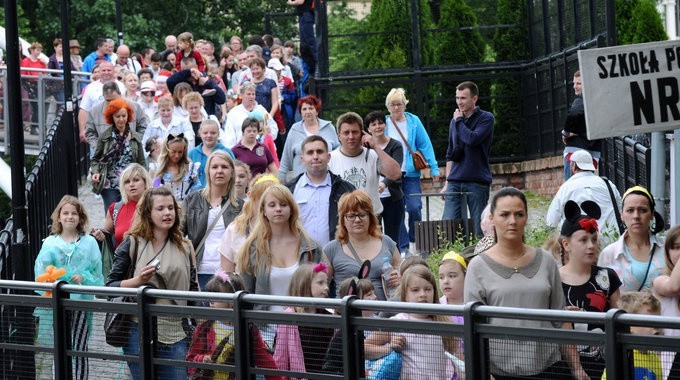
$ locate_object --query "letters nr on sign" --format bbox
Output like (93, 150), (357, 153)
(577, 40), (680, 139)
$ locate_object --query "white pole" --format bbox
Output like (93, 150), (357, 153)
(0, 157), (12, 199)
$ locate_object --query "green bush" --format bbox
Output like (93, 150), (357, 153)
(616, 0), (667, 45)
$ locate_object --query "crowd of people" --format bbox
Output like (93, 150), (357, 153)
(28, 31), (680, 380)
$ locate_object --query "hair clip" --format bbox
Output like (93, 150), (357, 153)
(313, 262), (328, 274)
(215, 270), (231, 284)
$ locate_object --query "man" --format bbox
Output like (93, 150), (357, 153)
(105, 38), (117, 63)
(115, 45), (141, 74)
(328, 112), (401, 216)
(78, 62), (126, 142)
(230, 52), (250, 93)
(546, 149), (622, 244)
(82, 38), (110, 73)
(229, 36), (243, 55)
(287, 0), (317, 60)
(160, 35), (177, 62)
(84, 81), (149, 147)
(287, 135), (355, 247)
(563, 70), (601, 179)
(166, 57), (225, 116)
(440, 81), (494, 238)
(140, 47), (155, 68)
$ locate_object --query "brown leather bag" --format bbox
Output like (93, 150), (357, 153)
(391, 116), (429, 171)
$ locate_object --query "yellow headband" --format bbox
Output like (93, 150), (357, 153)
(441, 251), (467, 270)
(622, 186), (654, 207)
(253, 174), (280, 186)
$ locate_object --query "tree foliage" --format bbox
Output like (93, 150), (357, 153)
(434, 0), (485, 66)
(615, 0), (667, 45)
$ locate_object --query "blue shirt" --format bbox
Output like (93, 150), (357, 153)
(188, 143), (235, 191)
(294, 173), (332, 247)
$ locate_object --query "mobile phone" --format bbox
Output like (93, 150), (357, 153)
(149, 258), (161, 271)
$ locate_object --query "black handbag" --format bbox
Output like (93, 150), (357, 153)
(104, 237), (139, 347)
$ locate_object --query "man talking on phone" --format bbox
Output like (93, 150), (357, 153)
(440, 81), (495, 238)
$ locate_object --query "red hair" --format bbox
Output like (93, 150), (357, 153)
(335, 190), (381, 243)
(297, 95), (322, 113)
(104, 98), (134, 125)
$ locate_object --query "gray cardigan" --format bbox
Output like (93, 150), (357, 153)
(240, 234), (322, 310)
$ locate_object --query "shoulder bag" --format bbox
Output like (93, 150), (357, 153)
(601, 176), (625, 234)
(104, 237), (140, 347)
(391, 116), (428, 171)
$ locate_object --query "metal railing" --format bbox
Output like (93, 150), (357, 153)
(600, 136), (651, 193)
(0, 68), (90, 155)
(1, 280), (679, 380)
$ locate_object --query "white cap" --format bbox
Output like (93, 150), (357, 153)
(570, 150), (596, 171)
(140, 80), (157, 92)
(267, 57), (284, 71)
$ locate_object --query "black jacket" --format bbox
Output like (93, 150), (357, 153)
(287, 171), (355, 242)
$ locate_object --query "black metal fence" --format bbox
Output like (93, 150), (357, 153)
(600, 136), (652, 192)
(1, 280), (679, 380)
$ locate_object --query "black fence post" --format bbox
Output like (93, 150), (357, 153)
(605, 0), (617, 46)
(340, 295), (361, 379)
(52, 281), (71, 380)
(604, 308), (631, 380)
(463, 301), (488, 379)
(137, 286), (153, 379)
(232, 290), (252, 379)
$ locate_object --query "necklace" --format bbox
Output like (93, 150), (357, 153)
(503, 248), (527, 273)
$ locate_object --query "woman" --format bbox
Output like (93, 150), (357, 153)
(232, 117), (278, 177)
(188, 119), (234, 190)
(184, 151), (243, 289)
(464, 187), (587, 379)
(384, 88), (440, 253)
(223, 83), (277, 148)
(364, 111), (404, 244)
(249, 58), (279, 119)
(182, 91), (208, 145)
(90, 98), (146, 213)
(220, 174), (278, 272)
(151, 133), (202, 201)
(236, 184), (322, 310)
(20, 42), (47, 135)
(324, 190), (400, 301)
(598, 185), (666, 292)
(123, 72), (140, 102)
(47, 38), (65, 102)
(107, 186), (198, 380)
(278, 95), (339, 183)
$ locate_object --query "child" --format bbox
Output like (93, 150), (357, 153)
(34, 195), (104, 380)
(558, 200), (621, 379)
(438, 251), (467, 362)
(233, 160), (251, 200)
(365, 265), (458, 379)
(175, 32), (206, 73)
(652, 225), (680, 378)
(142, 96), (194, 150)
(602, 292), (662, 380)
(186, 271), (282, 379)
(273, 263), (335, 376)
(378, 255), (428, 318)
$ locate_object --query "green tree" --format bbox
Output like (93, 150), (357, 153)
(434, 0), (485, 66)
(616, 0), (667, 45)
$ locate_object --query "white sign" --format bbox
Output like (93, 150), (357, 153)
(577, 40), (680, 139)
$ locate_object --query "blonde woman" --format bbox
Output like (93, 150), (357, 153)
(151, 133), (201, 201)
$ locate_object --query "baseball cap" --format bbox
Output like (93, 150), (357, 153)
(569, 150), (595, 171)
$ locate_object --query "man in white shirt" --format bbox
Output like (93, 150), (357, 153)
(115, 45), (142, 74)
(546, 149), (622, 244)
(328, 112), (401, 215)
(77, 61), (125, 142)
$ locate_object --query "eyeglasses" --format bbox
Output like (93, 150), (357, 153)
(344, 213), (369, 221)
(141, 91), (154, 96)
(388, 103), (404, 108)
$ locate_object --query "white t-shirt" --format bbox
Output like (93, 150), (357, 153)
(80, 80), (126, 112)
(328, 147), (383, 215)
(386, 118), (408, 172)
(198, 206), (226, 274)
(269, 263), (299, 312)
(218, 222), (247, 268)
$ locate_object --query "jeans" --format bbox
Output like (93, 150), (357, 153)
(563, 155), (572, 180)
(124, 322), (189, 380)
(398, 176), (422, 251)
(442, 181), (489, 238)
(380, 196), (405, 246)
(101, 188), (122, 215)
(197, 273), (212, 291)
(298, 11), (317, 60)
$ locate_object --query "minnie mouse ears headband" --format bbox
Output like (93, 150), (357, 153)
(347, 260), (371, 297)
(561, 200), (601, 236)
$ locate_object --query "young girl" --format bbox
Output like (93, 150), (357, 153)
(559, 200), (621, 379)
(34, 195), (104, 380)
(273, 263), (335, 376)
(186, 271), (281, 379)
(438, 251), (467, 362)
(233, 160), (251, 200)
(365, 265), (458, 380)
(151, 133), (202, 201)
(142, 96), (194, 150)
(652, 225), (680, 378)
(175, 31), (206, 73)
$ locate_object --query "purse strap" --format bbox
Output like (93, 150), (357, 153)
(195, 201), (231, 255)
(125, 237), (140, 280)
(345, 241), (364, 264)
(390, 116), (417, 156)
(601, 176), (624, 234)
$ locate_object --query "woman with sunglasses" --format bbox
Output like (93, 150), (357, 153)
(151, 133), (202, 201)
(90, 98), (146, 212)
(323, 190), (401, 301)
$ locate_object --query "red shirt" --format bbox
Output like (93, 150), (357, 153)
(20, 57), (47, 78)
(108, 200), (137, 247)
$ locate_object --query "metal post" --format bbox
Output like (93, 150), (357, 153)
(604, 308), (631, 380)
(52, 281), (72, 380)
(605, 0), (617, 46)
(60, 0), (78, 196)
(650, 132), (666, 216)
(463, 302), (488, 380)
(137, 286), (153, 379)
(340, 295), (360, 379)
(670, 131), (680, 225)
(232, 291), (252, 379)
(115, 0), (124, 45)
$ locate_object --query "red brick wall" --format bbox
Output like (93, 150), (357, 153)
(417, 155), (564, 196)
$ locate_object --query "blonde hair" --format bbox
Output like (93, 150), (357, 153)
(236, 185), (312, 274)
(385, 88), (409, 108)
(618, 291), (661, 315)
(158, 96), (174, 110)
(119, 163), (152, 202)
(155, 135), (190, 182)
(181, 91), (204, 109)
(200, 150), (239, 207)
(50, 195), (89, 235)
(231, 175), (275, 235)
